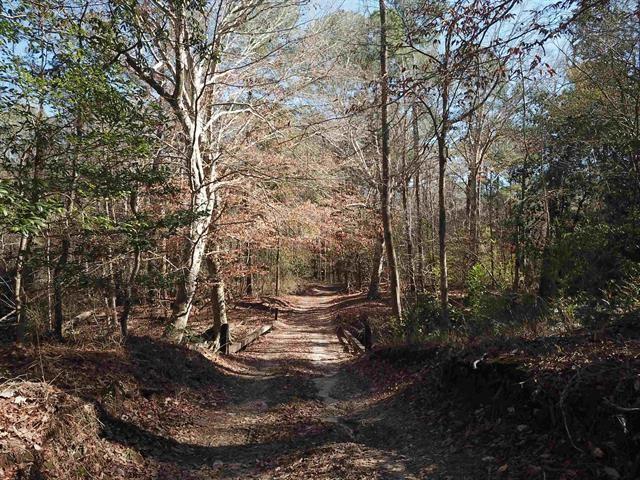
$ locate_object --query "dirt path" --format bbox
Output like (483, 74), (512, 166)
(237, 287), (352, 373)
(143, 286), (458, 479)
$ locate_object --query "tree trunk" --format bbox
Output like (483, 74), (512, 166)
(119, 191), (141, 339)
(245, 243), (253, 296)
(513, 165), (526, 292)
(275, 238), (281, 296)
(413, 103), (425, 291)
(205, 252), (228, 350)
(13, 233), (29, 341)
(170, 133), (216, 342)
(171, 211), (211, 342)
(367, 233), (385, 300)
(437, 135), (450, 328)
(53, 111), (81, 340)
(514, 69), (528, 292)
(401, 136), (417, 298)
(467, 164), (480, 268)
(539, 181), (558, 299)
(343, 259), (351, 293)
(379, 0), (403, 320)
(120, 246), (140, 338)
(45, 234), (53, 330)
(53, 236), (69, 339)
(488, 170), (496, 286)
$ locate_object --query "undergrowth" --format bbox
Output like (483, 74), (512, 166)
(389, 262), (640, 346)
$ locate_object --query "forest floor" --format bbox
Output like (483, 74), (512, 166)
(1, 285), (639, 479)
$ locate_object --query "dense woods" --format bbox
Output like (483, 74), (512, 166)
(1, 0), (639, 479)
(3, 0), (637, 342)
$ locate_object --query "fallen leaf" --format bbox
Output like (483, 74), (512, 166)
(0, 389), (15, 399)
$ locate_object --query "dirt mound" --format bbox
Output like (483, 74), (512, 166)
(0, 380), (145, 479)
(235, 295), (296, 313)
(365, 322), (640, 479)
(0, 337), (234, 479)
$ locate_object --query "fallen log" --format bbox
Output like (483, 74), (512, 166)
(337, 327), (365, 354)
(63, 310), (107, 333)
(225, 324), (273, 354)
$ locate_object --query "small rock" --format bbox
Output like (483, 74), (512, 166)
(592, 447), (605, 459)
(517, 424), (528, 432)
(497, 464), (508, 474)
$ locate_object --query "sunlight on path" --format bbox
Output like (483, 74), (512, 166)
(239, 286), (353, 373)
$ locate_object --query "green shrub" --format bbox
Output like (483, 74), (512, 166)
(397, 294), (466, 343)
(402, 294), (441, 342)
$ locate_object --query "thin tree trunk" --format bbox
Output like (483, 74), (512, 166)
(488, 170), (496, 286)
(401, 151), (416, 297)
(367, 233), (385, 300)
(13, 233), (29, 341)
(15, 109), (47, 340)
(53, 236), (69, 339)
(539, 177), (558, 299)
(53, 112), (81, 339)
(343, 258), (351, 292)
(437, 134), (450, 328)
(413, 103), (425, 292)
(321, 244), (325, 282)
(205, 251), (228, 350)
(514, 67), (528, 292)
(103, 200), (118, 327)
(45, 233), (53, 330)
(467, 164), (480, 268)
(120, 247), (140, 338)
(119, 191), (141, 338)
(379, 0), (403, 320)
(513, 167), (525, 291)
(275, 238), (281, 296)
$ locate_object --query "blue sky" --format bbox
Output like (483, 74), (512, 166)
(311, 0), (569, 68)
(318, 0), (559, 15)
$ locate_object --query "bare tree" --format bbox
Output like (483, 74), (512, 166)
(398, 0), (525, 327)
(97, 0), (305, 341)
(379, 0), (403, 320)
(455, 93), (513, 271)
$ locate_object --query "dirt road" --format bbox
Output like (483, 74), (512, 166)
(127, 286), (470, 479)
